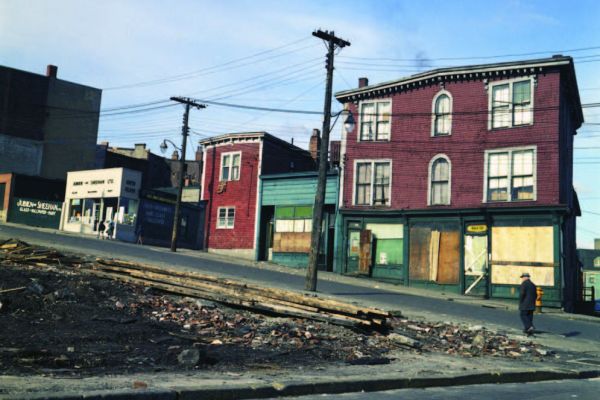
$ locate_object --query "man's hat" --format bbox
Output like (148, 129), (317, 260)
(520, 272), (531, 278)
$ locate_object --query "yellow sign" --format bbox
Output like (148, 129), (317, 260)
(467, 224), (488, 234)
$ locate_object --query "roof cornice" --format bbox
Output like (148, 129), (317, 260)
(335, 56), (573, 101)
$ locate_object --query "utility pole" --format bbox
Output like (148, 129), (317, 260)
(169, 97), (206, 252)
(305, 30), (350, 291)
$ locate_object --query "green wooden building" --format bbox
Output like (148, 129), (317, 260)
(256, 171), (339, 271)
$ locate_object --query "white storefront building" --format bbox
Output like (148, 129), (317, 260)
(61, 168), (141, 241)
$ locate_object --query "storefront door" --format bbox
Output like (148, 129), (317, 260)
(346, 228), (360, 274)
(464, 227), (489, 297)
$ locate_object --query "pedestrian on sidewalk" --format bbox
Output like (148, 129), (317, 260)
(519, 272), (537, 335)
(106, 220), (115, 240)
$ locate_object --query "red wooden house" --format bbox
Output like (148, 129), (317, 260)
(199, 132), (315, 259)
(334, 56), (583, 310)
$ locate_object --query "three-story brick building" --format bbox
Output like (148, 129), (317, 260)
(334, 56), (582, 310)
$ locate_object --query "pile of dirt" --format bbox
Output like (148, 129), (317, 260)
(0, 259), (550, 377)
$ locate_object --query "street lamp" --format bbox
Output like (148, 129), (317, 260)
(343, 110), (355, 134)
(159, 139), (179, 155)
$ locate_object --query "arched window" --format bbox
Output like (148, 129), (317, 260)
(432, 92), (452, 136)
(429, 155), (451, 205)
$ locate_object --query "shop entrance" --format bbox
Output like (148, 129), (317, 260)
(346, 228), (361, 274)
(464, 224), (489, 297)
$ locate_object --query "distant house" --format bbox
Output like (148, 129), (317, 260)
(0, 64), (101, 179)
(96, 142), (203, 190)
(334, 56), (582, 310)
(199, 132), (315, 259)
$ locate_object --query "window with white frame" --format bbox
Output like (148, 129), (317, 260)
(485, 147), (535, 202)
(217, 207), (235, 228)
(220, 152), (241, 181)
(490, 78), (533, 129)
(359, 100), (391, 141)
(355, 161), (391, 205)
(432, 93), (452, 136)
(429, 156), (450, 205)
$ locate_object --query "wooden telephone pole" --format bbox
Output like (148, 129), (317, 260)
(305, 30), (350, 291)
(169, 97), (206, 252)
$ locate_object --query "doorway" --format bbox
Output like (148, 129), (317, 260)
(464, 228), (489, 297)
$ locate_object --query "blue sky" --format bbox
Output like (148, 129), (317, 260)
(1, 0), (599, 247)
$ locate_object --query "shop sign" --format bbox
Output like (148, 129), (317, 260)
(466, 224), (488, 234)
(8, 197), (63, 229)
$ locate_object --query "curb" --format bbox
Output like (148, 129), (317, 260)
(8, 369), (600, 400)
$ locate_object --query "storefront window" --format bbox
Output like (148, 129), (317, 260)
(365, 223), (403, 265)
(118, 198), (139, 225)
(491, 224), (554, 286)
(69, 199), (83, 222)
(409, 221), (460, 284)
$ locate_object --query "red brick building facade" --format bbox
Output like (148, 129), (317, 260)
(334, 56), (583, 310)
(200, 132), (315, 259)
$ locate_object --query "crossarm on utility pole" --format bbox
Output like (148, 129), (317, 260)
(169, 97), (206, 252)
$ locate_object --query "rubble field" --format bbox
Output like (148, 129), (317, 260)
(0, 249), (551, 377)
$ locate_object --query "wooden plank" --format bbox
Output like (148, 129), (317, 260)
(437, 230), (460, 284)
(429, 230), (440, 281)
(359, 230), (372, 275)
(84, 269), (371, 328)
(93, 259), (390, 320)
(409, 227), (431, 280)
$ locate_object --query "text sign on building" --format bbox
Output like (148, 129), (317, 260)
(8, 197), (63, 229)
(65, 168), (141, 200)
(466, 224), (488, 234)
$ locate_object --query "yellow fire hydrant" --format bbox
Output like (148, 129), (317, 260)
(536, 287), (544, 313)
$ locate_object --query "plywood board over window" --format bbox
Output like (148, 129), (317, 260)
(491, 226), (555, 286)
(409, 223), (460, 284)
(437, 231), (460, 284)
(492, 226), (553, 264)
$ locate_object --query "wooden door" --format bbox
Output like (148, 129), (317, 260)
(359, 230), (372, 275)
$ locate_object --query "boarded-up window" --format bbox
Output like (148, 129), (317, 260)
(273, 205), (313, 251)
(409, 222), (459, 284)
(491, 225), (554, 285)
(366, 223), (403, 266)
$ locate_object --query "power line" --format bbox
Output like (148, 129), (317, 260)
(103, 37), (316, 90)
(338, 45), (600, 62)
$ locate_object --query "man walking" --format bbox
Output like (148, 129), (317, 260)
(519, 272), (537, 335)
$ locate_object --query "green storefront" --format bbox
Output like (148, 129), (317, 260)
(256, 171), (339, 271)
(336, 208), (568, 307)
(8, 197), (63, 229)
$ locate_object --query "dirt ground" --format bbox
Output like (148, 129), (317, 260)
(0, 261), (550, 377)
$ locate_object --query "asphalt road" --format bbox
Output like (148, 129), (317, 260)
(269, 378), (600, 400)
(2, 223), (600, 344)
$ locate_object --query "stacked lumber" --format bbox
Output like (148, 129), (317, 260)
(1, 238), (391, 329)
(0, 239), (81, 267)
(91, 258), (391, 330)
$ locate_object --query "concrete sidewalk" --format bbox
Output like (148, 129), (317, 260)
(2, 349), (599, 400)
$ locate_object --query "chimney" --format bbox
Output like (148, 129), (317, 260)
(358, 77), (368, 88)
(195, 147), (203, 162)
(46, 65), (58, 78)
(309, 129), (321, 162)
(134, 143), (146, 151)
(99, 141), (109, 147)
(171, 150), (179, 160)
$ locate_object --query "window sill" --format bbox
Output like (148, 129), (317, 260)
(357, 139), (391, 143)
(431, 133), (451, 138)
(484, 199), (536, 203)
(488, 123), (534, 131)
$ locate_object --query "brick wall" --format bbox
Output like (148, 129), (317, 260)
(203, 142), (260, 250)
(341, 70), (563, 210)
